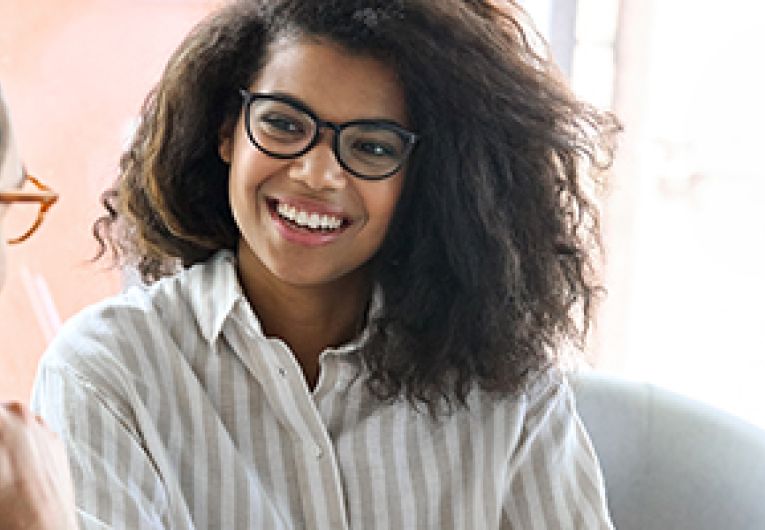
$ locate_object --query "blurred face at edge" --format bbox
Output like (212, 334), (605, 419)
(0, 92), (25, 290)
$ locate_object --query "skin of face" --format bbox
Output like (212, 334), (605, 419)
(219, 38), (409, 292)
(0, 113), (25, 290)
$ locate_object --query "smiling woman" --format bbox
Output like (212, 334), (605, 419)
(222, 41), (412, 386)
(30, 1), (619, 529)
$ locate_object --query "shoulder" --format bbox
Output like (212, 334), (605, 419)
(480, 367), (568, 412)
(33, 284), (172, 408)
(522, 366), (570, 412)
(36, 253), (237, 394)
(45, 273), (188, 363)
(469, 367), (573, 437)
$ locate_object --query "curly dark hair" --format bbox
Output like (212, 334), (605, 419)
(94, 0), (620, 414)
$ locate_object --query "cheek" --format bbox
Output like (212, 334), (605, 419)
(362, 178), (404, 228)
(0, 244), (6, 291)
(228, 150), (283, 207)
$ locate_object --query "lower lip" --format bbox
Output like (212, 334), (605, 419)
(268, 204), (349, 247)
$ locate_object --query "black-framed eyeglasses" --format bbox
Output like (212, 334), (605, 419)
(0, 170), (58, 244)
(239, 89), (418, 180)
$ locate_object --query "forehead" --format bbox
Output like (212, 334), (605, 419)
(0, 105), (23, 190)
(249, 38), (408, 125)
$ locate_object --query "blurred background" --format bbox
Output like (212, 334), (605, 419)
(1, 0), (763, 428)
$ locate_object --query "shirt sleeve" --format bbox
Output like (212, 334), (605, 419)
(501, 373), (614, 530)
(30, 362), (187, 530)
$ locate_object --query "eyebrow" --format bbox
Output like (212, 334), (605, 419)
(263, 91), (409, 128)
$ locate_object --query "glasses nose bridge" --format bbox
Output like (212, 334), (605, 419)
(311, 118), (347, 167)
(314, 118), (344, 144)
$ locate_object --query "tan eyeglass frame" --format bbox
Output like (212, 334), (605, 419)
(0, 172), (58, 244)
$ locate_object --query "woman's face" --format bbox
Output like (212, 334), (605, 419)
(220, 39), (409, 289)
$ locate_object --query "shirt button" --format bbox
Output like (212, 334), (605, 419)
(314, 445), (324, 459)
(277, 367), (286, 377)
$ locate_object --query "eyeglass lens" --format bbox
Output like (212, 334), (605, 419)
(246, 98), (410, 179)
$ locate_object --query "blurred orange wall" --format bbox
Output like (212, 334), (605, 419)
(0, 0), (217, 400)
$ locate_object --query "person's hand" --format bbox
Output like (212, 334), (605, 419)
(0, 401), (78, 530)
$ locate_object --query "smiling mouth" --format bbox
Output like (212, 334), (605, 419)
(267, 198), (350, 233)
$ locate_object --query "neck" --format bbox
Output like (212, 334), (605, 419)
(236, 244), (372, 388)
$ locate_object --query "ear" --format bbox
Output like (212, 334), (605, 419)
(218, 120), (235, 164)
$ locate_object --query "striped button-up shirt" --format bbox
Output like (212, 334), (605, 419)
(31, 251), (613, 529)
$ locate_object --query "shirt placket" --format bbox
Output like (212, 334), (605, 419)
(225, 306), (353, 530)
(266, 339), (350, 530)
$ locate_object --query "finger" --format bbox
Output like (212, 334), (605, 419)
(3, 401), (31, 420)
(0, 402), (16, 429)
(33, 414), (58, 440)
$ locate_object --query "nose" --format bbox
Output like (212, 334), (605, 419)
(288, 132), (347, 191)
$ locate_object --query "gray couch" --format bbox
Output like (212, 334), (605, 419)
(572, 372), (765, 530)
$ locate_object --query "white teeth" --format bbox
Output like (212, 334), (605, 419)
(308, 213), (321, 229)
(275, 201), (343, 231)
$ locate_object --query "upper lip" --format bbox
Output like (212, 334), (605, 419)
(269, 195), (351, 221)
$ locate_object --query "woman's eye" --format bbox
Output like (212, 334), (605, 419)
(261, 115), (304, 135)
(353, 140), (398, 158)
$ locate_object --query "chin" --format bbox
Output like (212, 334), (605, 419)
(273, 267), (348, 288)
(270, 257), (370, 288)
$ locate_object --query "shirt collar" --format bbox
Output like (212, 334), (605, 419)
(188, 249), (246, 344)
(190, 250), (384, 352)
(321, 285), (382, 357)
